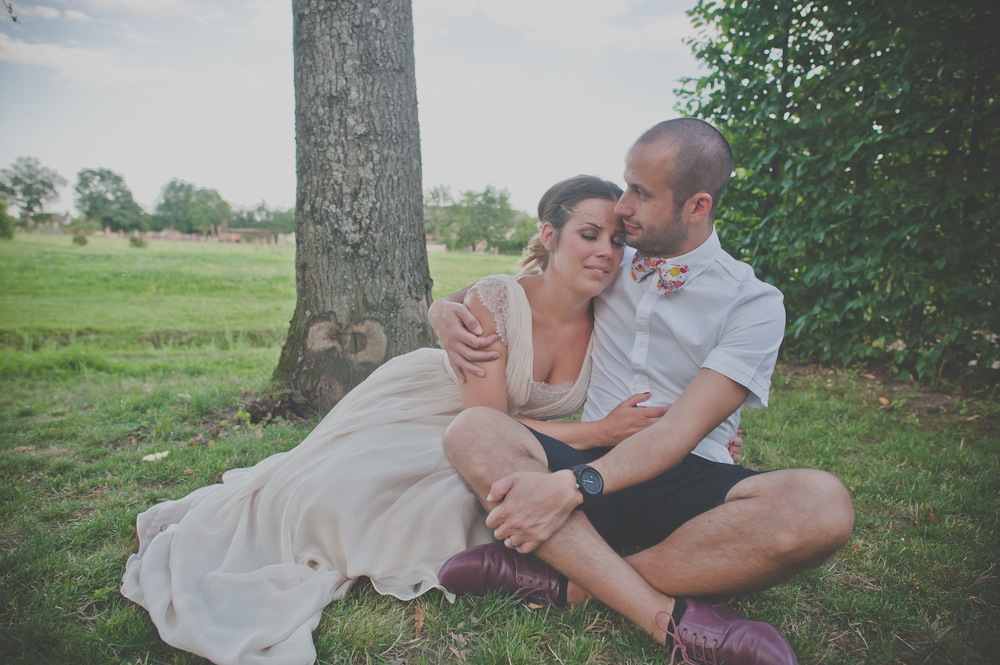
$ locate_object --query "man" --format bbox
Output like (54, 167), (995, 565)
(429, 119), (854, 665)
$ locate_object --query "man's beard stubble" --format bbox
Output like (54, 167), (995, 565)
(624, 207), (689, 258)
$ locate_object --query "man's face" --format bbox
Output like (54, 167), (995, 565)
(614, 140), (689, 257)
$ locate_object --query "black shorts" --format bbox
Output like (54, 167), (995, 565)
(527, 426), (760, 550)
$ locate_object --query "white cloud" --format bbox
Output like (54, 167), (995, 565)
(120, 30), (162, 45)
(60, 0), (192, 16)
(0, 30), (287, 100)
(64, 9), (91, 21)
(0, 32), (199, 95)
(415, 0), (692, 55)
(15, 5), (61, 20)
(0, 32), (123, 83)
(230, 0), (291, 43)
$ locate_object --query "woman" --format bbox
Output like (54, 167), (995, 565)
(122, 175), (658, 665)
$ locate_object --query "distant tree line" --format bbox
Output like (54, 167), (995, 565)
(0, 157), (295, 236)
(423, 184), (537, 253)
(2, 156), (536, 252)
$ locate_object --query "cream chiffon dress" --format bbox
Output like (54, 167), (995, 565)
(121, 274), (593, 665)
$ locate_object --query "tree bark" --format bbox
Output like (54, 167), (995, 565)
(274, 0), (434, 413)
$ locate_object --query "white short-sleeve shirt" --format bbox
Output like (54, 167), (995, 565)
(581, 228), (786, 464)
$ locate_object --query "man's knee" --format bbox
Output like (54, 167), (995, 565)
(759, 469), (855, 560)
(801, 471), (854, 558)
(443, 407), (495, 464)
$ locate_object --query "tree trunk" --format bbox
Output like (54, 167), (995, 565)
(274, 0), (434, 414)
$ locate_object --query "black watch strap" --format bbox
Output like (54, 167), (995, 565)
(571, 463), (604, 506)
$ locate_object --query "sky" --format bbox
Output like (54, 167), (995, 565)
(0, 0), (706, 216)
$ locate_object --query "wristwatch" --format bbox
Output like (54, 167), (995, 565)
(570, 464), (604, 506)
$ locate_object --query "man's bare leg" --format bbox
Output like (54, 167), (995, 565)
(446, 407), (853, 610)
(443, 407), (676, 642)
(563, 468), (854, 603)
(617, 469), (853, 598)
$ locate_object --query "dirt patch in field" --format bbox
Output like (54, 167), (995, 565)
(777, 362), (997, 436)
(13, 445), (77, 458)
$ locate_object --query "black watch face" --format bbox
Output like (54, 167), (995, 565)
(580, 468), (603, 495)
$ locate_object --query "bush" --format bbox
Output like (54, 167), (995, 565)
(129, 236), (148, 249)
(678, 0), (999, 387)
(71, 234), (88, 246)
(0, 196), (14, 240)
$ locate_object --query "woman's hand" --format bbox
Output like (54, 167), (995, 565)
(727, 428), (744, 462)
(592, 393), (669, 447)
(428, 298), (498, 383)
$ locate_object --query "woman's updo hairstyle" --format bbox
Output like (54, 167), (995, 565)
(515, 175), (624, 275)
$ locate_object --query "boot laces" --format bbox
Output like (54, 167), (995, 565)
(655, 611), (723, 665)
(655, 611), (697, 665)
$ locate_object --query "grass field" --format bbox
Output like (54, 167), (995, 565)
(1, 234), (997, 664)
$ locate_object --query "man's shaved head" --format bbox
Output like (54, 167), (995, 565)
(637, 118), (734, 219)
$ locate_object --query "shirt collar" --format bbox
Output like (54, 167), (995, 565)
(624, 226), (721, 286)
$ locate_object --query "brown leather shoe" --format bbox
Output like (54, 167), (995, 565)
(658, 597), (798, 665)
(438, 543), (564, 607)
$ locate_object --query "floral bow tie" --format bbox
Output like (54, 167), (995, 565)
(631, 251), (690, 295)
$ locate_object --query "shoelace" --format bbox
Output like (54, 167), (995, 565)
(513, 574), (560, 608)
(655, 610), (721, 665)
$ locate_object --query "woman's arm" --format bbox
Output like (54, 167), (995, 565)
(519, 399), (745, 455)
(457, 289), (509, 412)
(517, 393), (668, 449)
(429, 287), (499, 382)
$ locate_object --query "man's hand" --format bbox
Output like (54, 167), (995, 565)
(484, 470), (580, 554)
(428, 298), (498, 383)
(595, 393), (669, 447)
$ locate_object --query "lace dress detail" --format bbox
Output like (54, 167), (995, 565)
(472, 277), (510, 344)
(521, 380), (574, 413)
(473, 276), (577, 415)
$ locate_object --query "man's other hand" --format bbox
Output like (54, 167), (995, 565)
(484, 470), (580, 553)
(428, 298), (499, 383)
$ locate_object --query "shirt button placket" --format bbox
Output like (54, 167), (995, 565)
(629, 280), (660, 406)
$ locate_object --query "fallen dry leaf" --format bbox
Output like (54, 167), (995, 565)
(240, 387), (248, 394)
(452, 633), (468, 647)
(207, 440), (215, 446)
(878, 397), (891, 405)
(966, 414), (981, 421)
(414, 604), (425, 637)
(526, 602), (544, 610)
(184, 469), (195, 475)
(448, 646), (465, 661)
(861, 373), (876, 379)
(130, 436), (137, 445)
(142, 451), (169, 462)
(928, 511), (940, 524)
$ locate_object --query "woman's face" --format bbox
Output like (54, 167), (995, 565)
(544, 198), (625, 297)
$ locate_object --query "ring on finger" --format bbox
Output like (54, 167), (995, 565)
(505, 536), (519, 549)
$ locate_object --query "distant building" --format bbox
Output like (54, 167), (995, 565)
(221, 228), (275, 243)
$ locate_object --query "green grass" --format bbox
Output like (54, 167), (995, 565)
(1, 235), (997, 664)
